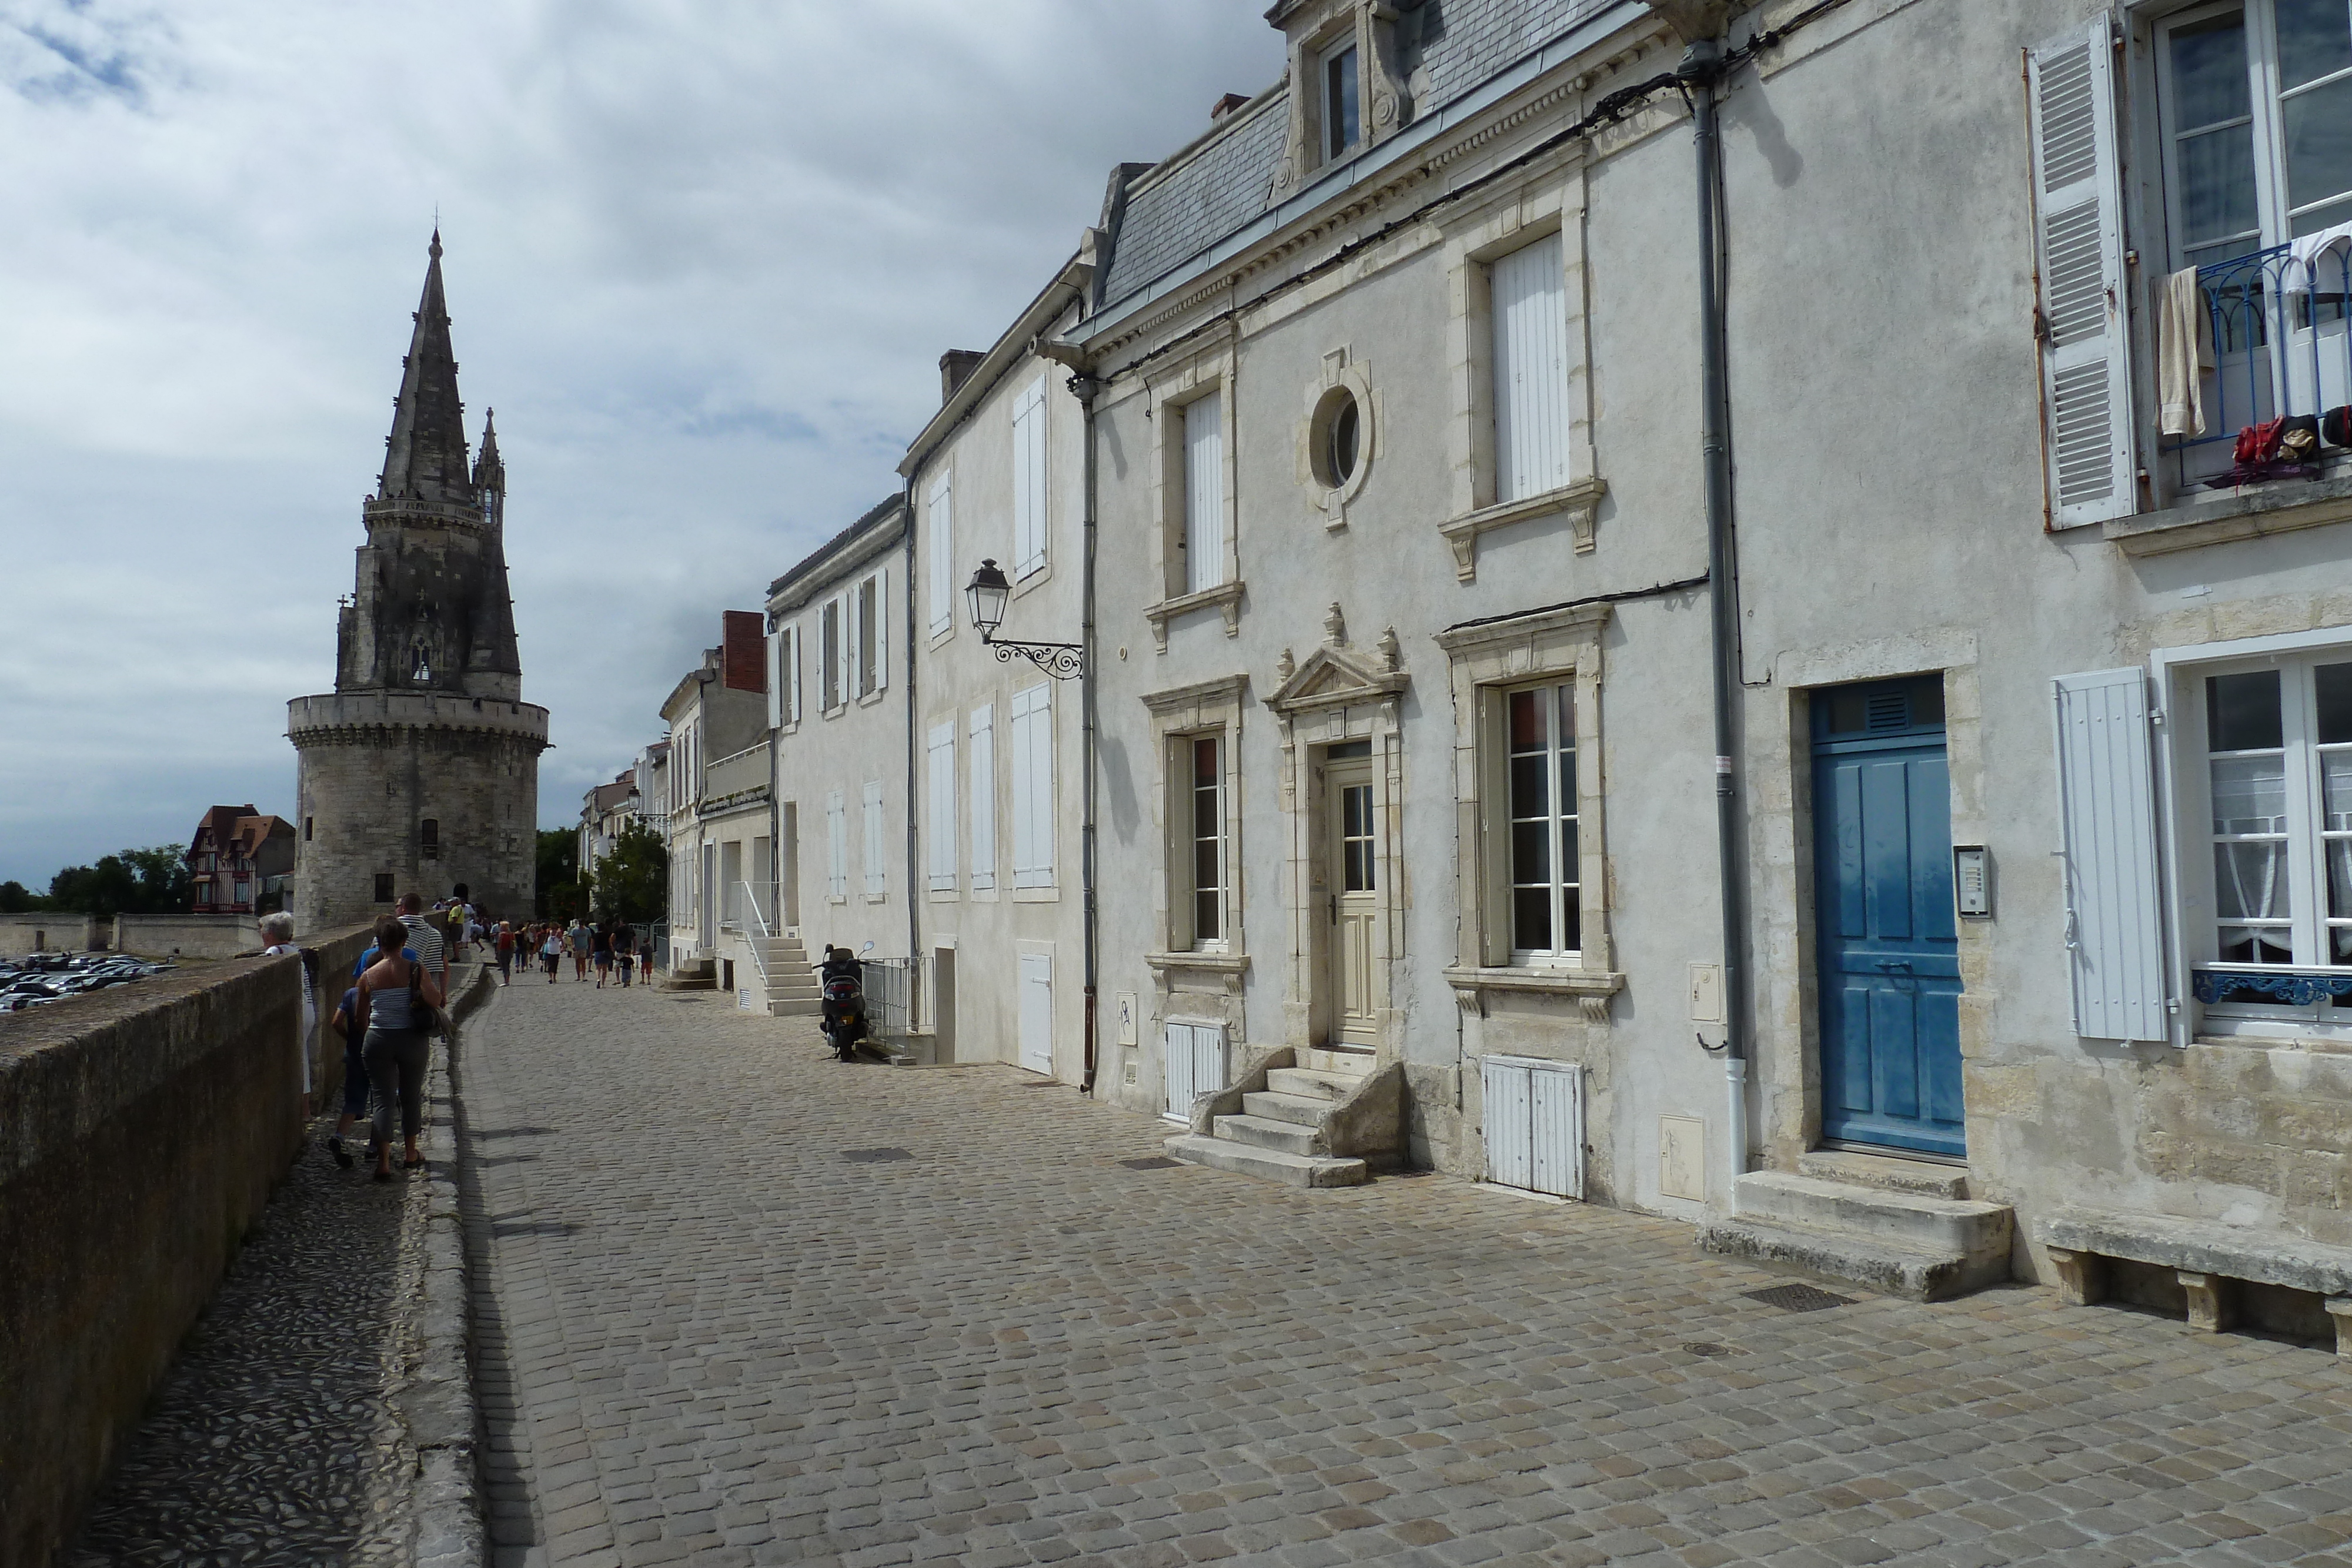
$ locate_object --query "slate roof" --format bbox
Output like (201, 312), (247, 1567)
(1097, 0), (1622, 309)
(767, 493), (906, 603)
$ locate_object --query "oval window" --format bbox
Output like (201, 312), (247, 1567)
(1310, 386), (1364, 490)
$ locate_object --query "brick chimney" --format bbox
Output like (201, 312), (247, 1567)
(940, 350), (986, 404)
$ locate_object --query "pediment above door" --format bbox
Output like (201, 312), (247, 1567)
(1267, 640), (1406, 716)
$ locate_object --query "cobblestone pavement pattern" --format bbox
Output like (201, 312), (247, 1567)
(66, 1110), (423, 1567)
(463, 980), (2352, 1568)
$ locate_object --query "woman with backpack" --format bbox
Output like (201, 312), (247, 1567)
(355, 913), (445, 1182)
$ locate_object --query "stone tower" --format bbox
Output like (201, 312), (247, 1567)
(288, 233), (549, 934)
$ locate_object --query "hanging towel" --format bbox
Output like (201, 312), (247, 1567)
(2159, 265), (2215, 437)
(2286, 220), (2352, 296)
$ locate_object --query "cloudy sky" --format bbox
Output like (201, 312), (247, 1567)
(0, 0), (1284, 888)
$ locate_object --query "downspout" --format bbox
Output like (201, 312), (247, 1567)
(1676, 34), (1751, 1198)
(1074, 369), (1103, 1095)
(902, 485), (922, 1001)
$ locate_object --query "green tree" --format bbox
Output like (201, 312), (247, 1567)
(535, 828), (579, 919)
(593, 820), (667, 924)
(45, 845), (189, 919)
(0, 880), (41, 913)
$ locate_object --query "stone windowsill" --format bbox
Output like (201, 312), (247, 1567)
(1446, 963), (1625, 1022)
(2104, 471), (2352, 556)
(1144, 580), (1244, 650)
(1146, 950), (1251, 974)
(1438, 476), (1607, 581)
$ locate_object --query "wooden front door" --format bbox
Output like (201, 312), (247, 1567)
(1325, 755), (1379, 1049)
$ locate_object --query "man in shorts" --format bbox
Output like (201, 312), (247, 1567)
(569, 917), (592, 980)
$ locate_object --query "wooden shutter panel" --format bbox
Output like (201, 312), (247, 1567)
(1481, 1058), (1533, 1190)
(928, 477), (953, 633)
(1529, 1062), (1583, 1199)
(827, 789), (847, 897)
(970, 705), (995, 890)
(1163, 1021), (1195, 1118)
(2053, 668), (2168, 1042)
(766, 627), (784, 730)
(863, 779), (886, 895)
(2029, 22), (2136, 527)
(1492, 232), (1569, 504)
(786, 627), (801, 725)
(1019, 951), (1053, 1074)
(1014, 380), (1048, 577)
(1183, 393), (1223, 595)
(928, 722), (956, 890)
(871, 569), (888, 691)
(1013, 684), (1054, 887)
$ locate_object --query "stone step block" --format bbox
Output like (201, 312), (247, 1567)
(1698, 1214), (1996, 1302)
(1265, 1066), (1363, 1102)
(1164, 1134), (1367, 1189)
(1212, 1113), (1324, 1157)
(1241, 1090), (1331, 1128)
(1733, 1171), (2012, 1267)
(1798, 1148), (1969, 1200)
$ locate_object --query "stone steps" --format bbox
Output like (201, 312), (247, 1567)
(1699, 1169), (2013, 1302)
(759, 937), (818, 1016)
(1212, 1113), (1322, 1157)
(1163, 1134), (1367, 1189)
(1265, 1065), (1361, 1101)
(1240, 1090), (1331, 1128)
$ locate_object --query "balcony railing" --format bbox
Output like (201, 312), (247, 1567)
(700, 741), (770, 808)
(2169, 240), (2352, 487)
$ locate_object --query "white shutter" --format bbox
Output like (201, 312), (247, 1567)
(1183, 392), (1224, 595)
(826, 789), (847, 898)
(1491, 232), (1569, 504)
(1528, 1062), (1583, 1199)
(1011, 683), (1053, 888)
(765, 626), (783, 730)
(2054, 668), (2169, 1041)
(863, 778), (886, 895)
(873, 569), (887, 691)
(1162, 1021), (1195, 1119)
(1481, 1058), (1533, 1191)
(847, 584), (865, 698)
(1014, 379), (1048, 577)
(785, 626), (801, 725)
(1020, 952), (1053, 1074)
(970, 704), (995, 890)
(928, 721), (957, 890)
(2029, 22), (2135, 528)
(928, 476), (954, 633)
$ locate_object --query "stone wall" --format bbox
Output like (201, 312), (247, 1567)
(0, 922), (370, 1568)
(0, 912), (102, 957)
(112, 913), (259, 960)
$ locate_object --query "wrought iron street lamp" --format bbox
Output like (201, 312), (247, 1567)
(964, 558), (1084, 679)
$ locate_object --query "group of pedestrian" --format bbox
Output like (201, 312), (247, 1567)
(504, 915), (652, 988)
(324, 893), (448, 1183)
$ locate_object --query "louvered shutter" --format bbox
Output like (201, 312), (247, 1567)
(1491, 232), (1569, 504)
(1183, 392), (1224, 594)
(1014, 380), (1048, 577)
(2029, 22), (2136, 528)
(969, 705), (996, 890)
(927, 721), (957, 891)
(928, 476), (954, 634)
(765, 626), (783, 730)
(2053, 668), (2168, 1042)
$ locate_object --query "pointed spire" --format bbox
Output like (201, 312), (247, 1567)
(472, 406), (503, 494)
(379, 229), (473, 506)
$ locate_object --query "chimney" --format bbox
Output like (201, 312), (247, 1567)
(940, 350), (987, 404)
(1211, 92), (1250, 121)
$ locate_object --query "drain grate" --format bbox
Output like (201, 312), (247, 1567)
(1743, 1282), (1853, 1313)
(1120, 1156), (1181, 1170)
(840, 1147), (914, 1164)
(1681, 1341), (1732, 1357)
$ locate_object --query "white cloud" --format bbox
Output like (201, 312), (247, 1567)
(0, 0), (1284, 885)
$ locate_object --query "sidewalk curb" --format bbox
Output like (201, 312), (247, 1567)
(408, 961), (496, 1568)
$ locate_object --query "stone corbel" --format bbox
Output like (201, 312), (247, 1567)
(1442, 965), (1623, 1024)
(1143, 580), (1245, 651)
(1438, 477), (1608, 582)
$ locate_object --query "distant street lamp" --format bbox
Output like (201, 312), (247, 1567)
(964, 559), (1083, 680)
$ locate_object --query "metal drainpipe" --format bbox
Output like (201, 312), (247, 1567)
(1678, 36), (1751, 1194)
(902, 479), (922, 1004)
(1075, 370), (1102, 1095)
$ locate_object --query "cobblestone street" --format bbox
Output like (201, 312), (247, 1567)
(462, 979), (2352, 1568)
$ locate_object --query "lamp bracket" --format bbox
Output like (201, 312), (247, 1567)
(981, 633), (1085, 680)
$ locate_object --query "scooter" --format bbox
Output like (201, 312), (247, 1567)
(819, 941), (875, 1061)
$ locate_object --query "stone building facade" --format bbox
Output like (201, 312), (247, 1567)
(288, 234), (547, 933)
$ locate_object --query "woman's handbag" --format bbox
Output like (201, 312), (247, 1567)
(407, 959), (455, 1041)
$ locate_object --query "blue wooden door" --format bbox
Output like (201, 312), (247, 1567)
(1812, 678), (1964, 1158)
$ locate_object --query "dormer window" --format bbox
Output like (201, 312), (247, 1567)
(1322, 39), (1359, 160)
